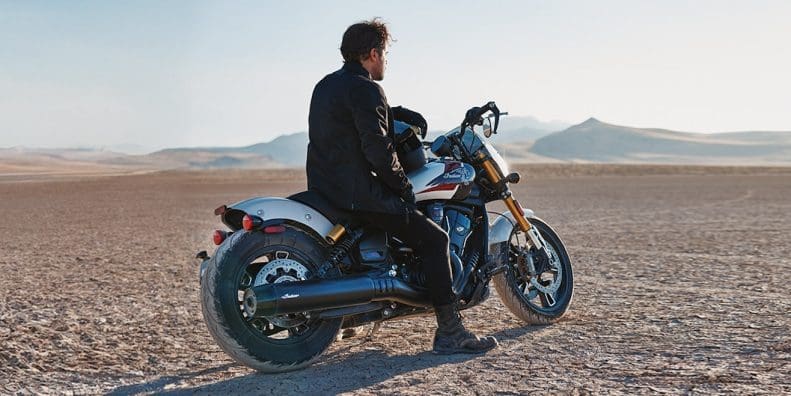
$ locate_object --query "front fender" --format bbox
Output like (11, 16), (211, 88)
(221, 197), (334, 239)
(487, 207), (536, 264)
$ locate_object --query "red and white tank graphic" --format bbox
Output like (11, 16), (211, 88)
(407, 160), (476, 201)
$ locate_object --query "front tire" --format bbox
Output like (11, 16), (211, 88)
(200, 225), (342, 373)
(493, 217), (574, 324)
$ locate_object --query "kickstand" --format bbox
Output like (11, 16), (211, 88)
(366, 321), (382, 341)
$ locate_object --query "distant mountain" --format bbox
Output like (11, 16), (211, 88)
(136, 131), (308, 168)
(0, 147), (129, 162)
(530, 118), (791, 164)
(427, 115), (569, 142)
(102, 143), (156, 155)
(491, 116), (570, 143)
(488, 141), (565, 164)
(5, 117), (791, 173)
(136, 115), (566, 169)
(239, 132), (308, 166)
(0, 147), (146, 176)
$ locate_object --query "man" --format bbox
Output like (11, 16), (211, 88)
(306, 18), (497, 354)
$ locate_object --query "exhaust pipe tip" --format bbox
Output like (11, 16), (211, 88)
(243, 286), (277, 318)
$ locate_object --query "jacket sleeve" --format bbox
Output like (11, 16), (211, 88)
(349, 82), (413, 196)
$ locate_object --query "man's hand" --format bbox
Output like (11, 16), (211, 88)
(392, 106), (428, 138)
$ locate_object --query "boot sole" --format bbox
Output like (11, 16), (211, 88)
(431, 343), (497, 355)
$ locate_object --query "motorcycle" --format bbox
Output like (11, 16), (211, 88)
(197, 101), (574, 372)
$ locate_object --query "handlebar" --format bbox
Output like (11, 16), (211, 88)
(460, 101), (500, 137)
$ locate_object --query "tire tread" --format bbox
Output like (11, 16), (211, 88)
(493, 217), (574, 325)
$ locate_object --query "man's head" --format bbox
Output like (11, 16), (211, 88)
(340, 18), (392, 81)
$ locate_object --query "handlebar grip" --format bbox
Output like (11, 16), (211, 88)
(460, 101), (499, 135)
(473, 102), (497, 121)
(464, 107), (482, 125)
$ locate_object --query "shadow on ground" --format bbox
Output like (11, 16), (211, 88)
(109, 325), (541, 395)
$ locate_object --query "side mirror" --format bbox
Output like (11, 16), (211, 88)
(482, 117), (493, 138)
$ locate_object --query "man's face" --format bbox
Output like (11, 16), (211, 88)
(367, 45), (387, 81)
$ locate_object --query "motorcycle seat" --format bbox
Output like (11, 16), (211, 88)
(287, 190), (359, 226)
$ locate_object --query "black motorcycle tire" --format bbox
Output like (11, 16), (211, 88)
(493, 217), (574, 324)
(200, 225), (342, 373)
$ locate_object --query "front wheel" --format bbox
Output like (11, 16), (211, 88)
(200, 225), (342, 373)
(493, 217), (574, 324)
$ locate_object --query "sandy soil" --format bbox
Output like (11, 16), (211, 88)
(0, 165), (789, 394)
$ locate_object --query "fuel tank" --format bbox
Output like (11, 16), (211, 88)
(407, 160), (476, 201)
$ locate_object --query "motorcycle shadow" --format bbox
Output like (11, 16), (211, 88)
(112, 325), (542, 395)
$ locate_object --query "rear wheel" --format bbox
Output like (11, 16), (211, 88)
(493, 217), (574, 324)
(200, 225), (342, 373)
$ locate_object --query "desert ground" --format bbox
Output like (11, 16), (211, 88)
(1, 164), (789, 394)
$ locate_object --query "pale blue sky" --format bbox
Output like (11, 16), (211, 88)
(2, 1), (790, 151)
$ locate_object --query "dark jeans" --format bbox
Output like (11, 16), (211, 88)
(355, 208), (456, 307)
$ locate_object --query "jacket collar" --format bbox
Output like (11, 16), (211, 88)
(342, 61), (371, 79)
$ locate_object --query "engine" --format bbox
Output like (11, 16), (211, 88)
(353, 203), (475, 289)
(426, 203), (474, 255)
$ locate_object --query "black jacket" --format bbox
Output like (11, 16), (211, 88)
(306, 62), (413, 215)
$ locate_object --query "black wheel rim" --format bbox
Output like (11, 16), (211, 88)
(506, 227), (571, 315)
(234, 246), (323, 344)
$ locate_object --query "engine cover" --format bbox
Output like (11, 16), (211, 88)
(443, 209), (473, 255)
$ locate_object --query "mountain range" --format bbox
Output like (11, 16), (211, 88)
(529, 118), (791, 165)
(3, 116), (791, 174)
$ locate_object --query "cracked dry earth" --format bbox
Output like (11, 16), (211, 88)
(1, 165), (789, 394)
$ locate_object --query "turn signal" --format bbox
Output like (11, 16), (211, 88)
(213, 230), (228, 245)
(242, 214), (263, 231)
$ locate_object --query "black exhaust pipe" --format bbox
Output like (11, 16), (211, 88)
(243, 275), (430, 318)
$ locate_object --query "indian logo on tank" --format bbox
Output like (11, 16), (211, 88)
(422, 162), (474, 193)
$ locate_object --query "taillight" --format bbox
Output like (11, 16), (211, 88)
(213, 230), (228, 245)
(242, 214), (263, 231)
(263, 225), (286, 234)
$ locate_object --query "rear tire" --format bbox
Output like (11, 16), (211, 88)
(200, 225), (342, 373)
(493, 217), (574, 324)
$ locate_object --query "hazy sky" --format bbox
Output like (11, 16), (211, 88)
(2, 1), (790, 151)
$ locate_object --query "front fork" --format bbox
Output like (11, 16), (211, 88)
(478, 156), (551, 263)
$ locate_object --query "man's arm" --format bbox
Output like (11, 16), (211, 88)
(392, 106), (428, 138)
(350, 82), (413, 198)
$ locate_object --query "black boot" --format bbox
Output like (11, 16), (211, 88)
(432, 304), (498, 355)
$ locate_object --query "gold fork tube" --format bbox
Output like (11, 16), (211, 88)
(479, 157), (502, 184)
(479, 157), (532, 233)
(504, 196), (531, 232)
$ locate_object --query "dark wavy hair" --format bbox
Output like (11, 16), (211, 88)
(340, 18), (393, 63)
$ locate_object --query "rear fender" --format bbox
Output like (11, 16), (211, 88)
(221, 197), (334, 240)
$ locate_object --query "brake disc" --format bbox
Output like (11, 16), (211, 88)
(529, 244), (562, 294)
(252, 252), (310, 328)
